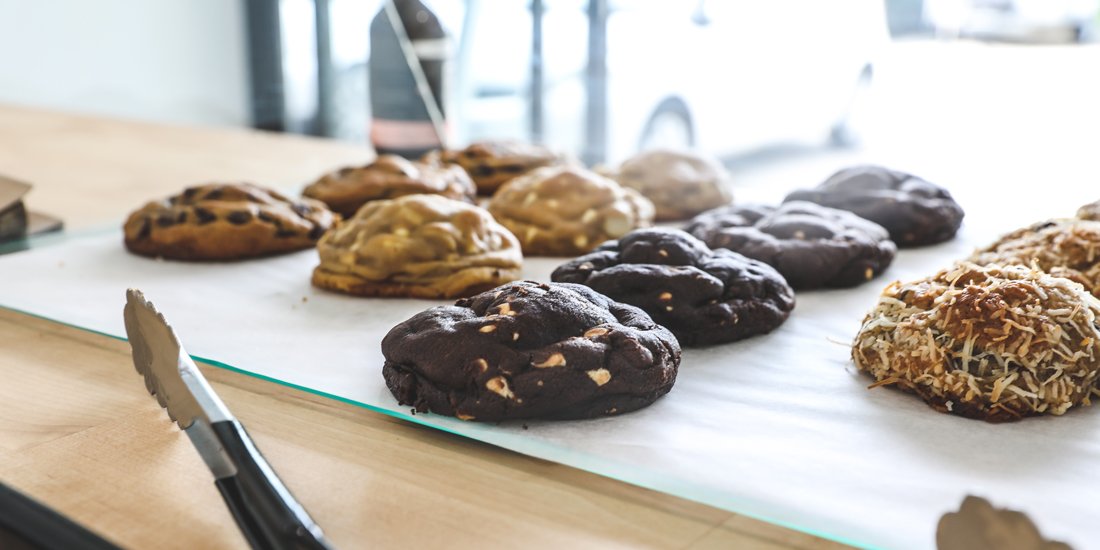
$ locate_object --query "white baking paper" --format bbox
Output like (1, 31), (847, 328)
(2, 202), (1099, 548)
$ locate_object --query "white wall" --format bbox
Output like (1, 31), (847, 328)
(0, 0), (250, 127)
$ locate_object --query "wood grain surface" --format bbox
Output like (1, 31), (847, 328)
(0, 104), (844, 549)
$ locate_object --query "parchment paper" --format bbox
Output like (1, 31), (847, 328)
(2, 197), (1098, 548)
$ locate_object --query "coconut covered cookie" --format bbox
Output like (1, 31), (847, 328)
(852, 263), (1100, 422)
(970, 219), (1100, 295)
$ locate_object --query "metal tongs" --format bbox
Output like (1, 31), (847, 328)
(123, 289), (333, 550)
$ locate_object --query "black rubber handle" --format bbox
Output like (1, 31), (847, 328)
(211, 421), (334, 550)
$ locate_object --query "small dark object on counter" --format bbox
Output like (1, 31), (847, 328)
(382, 281), (680, 421)
(784, 165), (964, 247)
(552, 228), (794, 346)
(685, 201), (896, 290)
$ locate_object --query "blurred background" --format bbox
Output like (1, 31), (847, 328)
(1, 0), (1098, 196)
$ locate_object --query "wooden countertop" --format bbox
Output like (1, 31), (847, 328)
(0, 104), (841, 549)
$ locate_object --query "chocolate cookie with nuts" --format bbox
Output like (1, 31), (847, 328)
(381, 281), (681, 421)
(488, 166), (655, 256)
(970, 218), (1100, 295)
(604, 149), (732, 221)
(423, 140), (568, 195)
(784, 165), (964, 247)
(302, 154), (475, 218)
(551, 228), (794, 346)
(312, 194), (523, 299)
(853, 263), (1100, 422)
(123, 183), (336, 261)
(685, 201), (896, 289)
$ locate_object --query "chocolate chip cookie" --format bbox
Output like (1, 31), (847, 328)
(312, 194), (523, 299)
(551, 228), (794, 346)
(604, 149), (732, 221)
(685, 201), (896, 289)
(784, 165), (964, 247)
(302, 154), (475, 218)
(488, 166), (655, 256)
(423, 140), (568, 195)
(970, 218), (1100, 295)
(123, 183), (336, 261)
(382, 281), (680, 421)
(853, 263), (1100, 422)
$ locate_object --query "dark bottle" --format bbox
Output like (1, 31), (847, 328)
(368, 0), (448, 158)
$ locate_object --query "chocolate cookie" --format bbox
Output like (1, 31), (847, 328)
(123, 183), (336, 261)
(685, 201), (896, 289)
(312, 194), (523, 299)
(382, 281), (681, 421)
(784, 165), (964, 247)
(423, 140), (568, 195)
(488, 166), (655, 256)
(604, 150), (732, 221)
(302, 155), (475, 217)
(853, 263), (1100, 422)
(970, 219), (1100, 295)
(551, 228), (794, 346)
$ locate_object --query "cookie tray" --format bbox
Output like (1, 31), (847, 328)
(1, 215), (1098, 549)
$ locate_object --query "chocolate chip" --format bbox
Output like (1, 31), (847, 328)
(227, 211), (252, 225)
(473, 165), (495, 177)
(257, 211), (276, 223)
(182, 187), (199, 200)
(176, 211), (187, 224)
(156, 213), (176, 227)
(308, 225), (326, 240)
(205, 189), (223, 201)
(499, 164), (526, 174)
(135, 219), (151, 240)
(194, 208), (216, 225)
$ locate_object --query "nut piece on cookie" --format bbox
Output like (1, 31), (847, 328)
(685, 201), (896, 289)
(123, 183), (337, 261)
(381, 281), (681, 421)
(312, 194), (522, 299)
(551, 228), (794, 346)
(422, 140), (568, 196)
(784, 165), (964, 247)
(970, 218), (1100, 295)
(302, 154), (476, 218)
(852, 263), (1100, 422)
(604, 149), (732, 221)
(488, 166), (655, 256)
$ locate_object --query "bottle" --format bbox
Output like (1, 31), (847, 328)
(368, 0), (448, 158)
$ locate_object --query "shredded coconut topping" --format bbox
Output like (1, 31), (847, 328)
(852, 262), (1100, 422)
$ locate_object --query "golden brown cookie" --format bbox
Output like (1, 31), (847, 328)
(312, 194), (523, 299)
(970, 219), (1100, 295)
(302, 155), (475, 218)
(423, 140), (567, 195)
(487, 166), (655, 256)
(605, 149), (731, 221)
(853, 263), (1100, 422)
(123, 183), (336, 261)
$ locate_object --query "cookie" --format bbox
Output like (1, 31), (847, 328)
(685, 201), (896, 289)
(970, 219), (1100, 295)
(381, 281), (680, 421)
(487, 166), (655, 256)
(551, 228), (794, 346)
(1076, 200), (1100, 221)
(604, 150), (732, 221)
(423, 140), (567, 195)
(783, 165), (964, 247)
(312, 194), (522, 299)
(852, 263), (1100, 422)
(302, 155), (475, 217)
(123, 183), (336, 261)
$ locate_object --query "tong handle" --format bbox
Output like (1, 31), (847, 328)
(211, 421), (334, 550)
